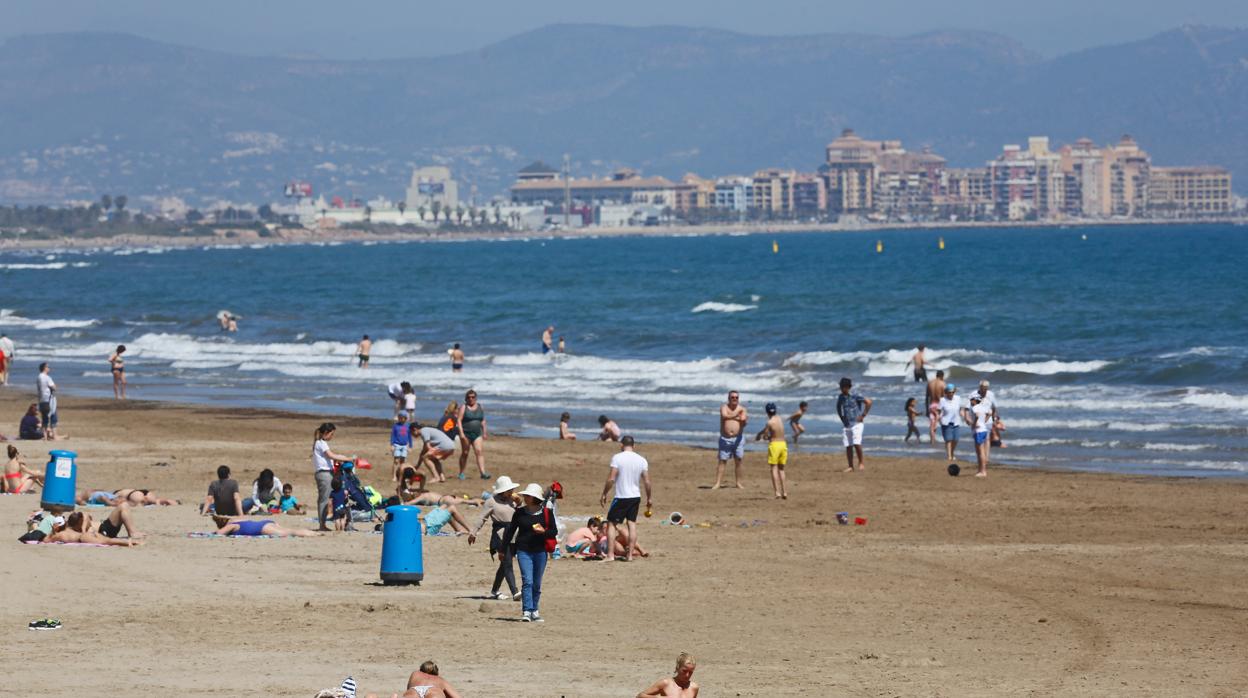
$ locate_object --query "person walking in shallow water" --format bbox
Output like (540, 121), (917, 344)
(108, 345), (127, 400)
(449, 343), (464, 372)
(356, 335), (371, 368)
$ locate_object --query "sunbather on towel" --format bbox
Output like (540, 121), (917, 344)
(215, 517), (319, 537)
(46, 511), (144, 546)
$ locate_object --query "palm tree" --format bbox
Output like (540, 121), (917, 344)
(100, 195), (112, 212)
(417, 205), (427, 223)
(493, 205), (502, 225)
(397, 201), (407, 218)
(431, 201), (442, 223)
(454, 205), (465, 225)
(115, 195), (127, 212)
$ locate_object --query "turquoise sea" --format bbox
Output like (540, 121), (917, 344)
(1, 223), (1245, 477)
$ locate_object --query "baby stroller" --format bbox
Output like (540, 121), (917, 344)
(339, 462), (380, 524)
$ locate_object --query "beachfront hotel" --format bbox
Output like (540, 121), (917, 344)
(508, 130), (1234, 225)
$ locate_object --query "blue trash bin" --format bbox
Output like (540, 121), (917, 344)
(41, 449), (78, 514)
(380, 505), (423, 585)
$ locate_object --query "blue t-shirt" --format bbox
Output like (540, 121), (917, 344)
(836, 392), (867, 427)
(279, 495), (298, 512)
(390, 423), (411, 446)
(331, 490), (347, 511)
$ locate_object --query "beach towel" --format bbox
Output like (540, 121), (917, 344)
(21, 540), (111, 547)
(186, 532), (278, 539)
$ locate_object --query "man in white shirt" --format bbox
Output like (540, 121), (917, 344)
(938, 384), (969, 465)
(975, 380), (999, 459)
(36, 362), (58, 441)
(599, 435), (652, 562)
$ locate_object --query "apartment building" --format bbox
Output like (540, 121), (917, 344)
(1149, 166), (1233, 215)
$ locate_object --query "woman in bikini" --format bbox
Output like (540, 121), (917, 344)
(114, 488), (179, 506)
(3, 445), (44, 494)
(108, 344), (127, 400)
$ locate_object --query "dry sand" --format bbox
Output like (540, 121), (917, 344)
(2, 391), (1247, 697)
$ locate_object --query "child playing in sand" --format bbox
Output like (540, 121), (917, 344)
(391, 413), (412, 479)
(279, 483), (305, 515)
(565, 516), (603, 558)
(788, 401), (808, 444)
(904, 398), (922, 444)
(558, 412), (577, 440)
(330, 477), (351, 531)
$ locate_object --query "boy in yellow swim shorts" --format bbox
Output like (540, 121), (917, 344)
(755, 402), (788, 499)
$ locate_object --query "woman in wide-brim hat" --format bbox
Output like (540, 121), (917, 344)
(468, 475), (521, 600)
(500, 482), (558, 622)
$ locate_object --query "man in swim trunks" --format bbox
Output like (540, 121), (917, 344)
(755, 402), (788, 499)
(46, 512), (144, 546)
(83, 504), (144, 539)
(925, 369), (946, 444)
(905, 344), (929, 383)
(356, 335), (372, 368)
(541, 325), (554, 354)
(713, 391), (748, 489)
(637, 652), (699, 698)
(449, 343), (464, 372)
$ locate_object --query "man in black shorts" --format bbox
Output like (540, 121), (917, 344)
(598, 435), (652, 562)
(88, 504), (144, 539)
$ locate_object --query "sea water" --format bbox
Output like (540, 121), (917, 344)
(1, 224), (1245, 477)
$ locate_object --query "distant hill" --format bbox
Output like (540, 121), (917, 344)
(0, 24), (1244, 204)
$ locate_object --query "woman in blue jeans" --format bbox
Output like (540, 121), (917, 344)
(500, 482), (557, 622)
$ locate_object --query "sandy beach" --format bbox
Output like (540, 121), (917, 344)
(2, 390), (1247, 696)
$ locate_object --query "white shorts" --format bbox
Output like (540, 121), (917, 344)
(392, 444), (409, 458)
(842, 422), (864, 447)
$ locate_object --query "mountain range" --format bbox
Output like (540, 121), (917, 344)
(0, 24), (1245, 205)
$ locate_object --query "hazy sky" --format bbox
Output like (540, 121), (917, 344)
(3, 0), (1246, 59)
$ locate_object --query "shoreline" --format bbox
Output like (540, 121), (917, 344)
(5, 388), (1239, 482)
(0, 215), (1242, 253)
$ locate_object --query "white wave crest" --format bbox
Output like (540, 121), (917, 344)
(692, 302), (756, 314)
(1181, 392), (1248, 413)
(0, 309), (100, 329)
(1142, 443), (1208, 452)
(963, 360), (1111, 375)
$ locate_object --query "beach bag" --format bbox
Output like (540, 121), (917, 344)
(542, 506), (558, 554)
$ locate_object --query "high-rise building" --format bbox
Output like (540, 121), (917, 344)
(750, 169), (796, 216)
(823, 129), (881, 214)
(1104, 135), (1150, 217)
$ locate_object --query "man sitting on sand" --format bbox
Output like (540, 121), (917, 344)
(637, 652), (699, 697)
(214, 517), (319, 537)
(202, 465), (243, 517)
(46, 511), (144, 546)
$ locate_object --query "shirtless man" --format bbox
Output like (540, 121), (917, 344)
(637, 652), (699, 698)
(755, 402), (788, 499)
(541, 325), (555, 354)
(925, 369), (946, 444)
(788, 401), (808, 444)
(713, 391), (748, 489)
(395, 469), (475, 533)
(905, 344), (929, 383)
(449, 343), (464, 372)
(356, 335), (372, 368)
(46, 511), (143, 546)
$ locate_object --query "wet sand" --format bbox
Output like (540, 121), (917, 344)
(2, 391), (1247, 696)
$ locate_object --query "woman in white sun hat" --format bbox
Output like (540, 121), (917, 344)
(468, 475), (521, 600)
(499, 482), (558, 622)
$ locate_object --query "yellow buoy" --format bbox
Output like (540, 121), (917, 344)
(772, 240), (779, 254)
(938, 237), (945, 250)
(875, 240), (883, 253)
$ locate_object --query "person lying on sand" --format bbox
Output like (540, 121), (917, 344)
(46, 511), (144, 546)
(637, 652), (699, 698)
(602, 526), (650, 559)
(383, 660), (463, 698)
(79, 503), (145, 539)
(394, 469), (473, 534)
(76, 489), (120, 506)
(215, 517), (319, 538)
(114, 488), (179, 506)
